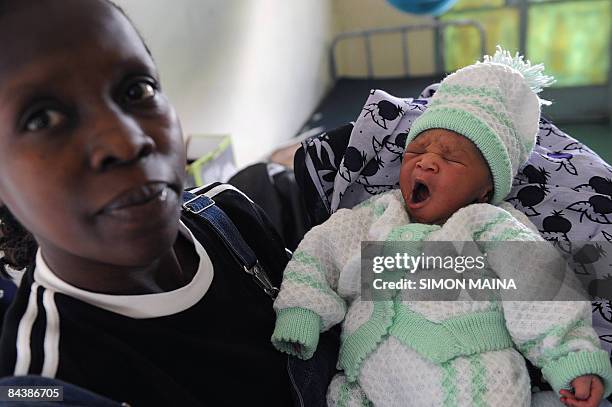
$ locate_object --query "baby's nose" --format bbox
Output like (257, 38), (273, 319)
(416, 154), (439, 172)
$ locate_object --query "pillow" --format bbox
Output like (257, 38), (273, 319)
(510, 117), (612, 243)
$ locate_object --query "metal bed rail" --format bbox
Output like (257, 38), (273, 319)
(329, 19), (487, 81)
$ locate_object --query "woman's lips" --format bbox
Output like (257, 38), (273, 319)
(98, 182), (180, 223)
(102, 182), (169, 212)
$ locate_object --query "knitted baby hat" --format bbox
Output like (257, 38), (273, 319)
(405, 46), (555, 204)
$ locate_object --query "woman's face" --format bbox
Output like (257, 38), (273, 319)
(0, 0), (186, 271)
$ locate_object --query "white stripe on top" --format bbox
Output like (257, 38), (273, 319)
(33, 221), (213, 319)
(14, 282), (39, 375)
(189, 183), (254, 203)
(41, 289), (60, 377)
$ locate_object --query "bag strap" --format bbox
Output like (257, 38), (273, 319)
(181, 189), (280, 299)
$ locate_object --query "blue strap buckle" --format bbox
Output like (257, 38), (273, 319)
(182, 194), (215, 215)
(182, 190), (280, 299)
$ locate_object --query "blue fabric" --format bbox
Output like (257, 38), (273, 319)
(182, 191), (257, 268)
(287, 326), (341, 407)
(182, 190), (280, 298)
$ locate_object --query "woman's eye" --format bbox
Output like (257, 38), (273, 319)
(125, 81), (157, 102)
(24, 109), (65, 132)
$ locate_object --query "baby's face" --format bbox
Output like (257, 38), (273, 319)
(400, 129), (492, 225)
(0, 0), (186, 270)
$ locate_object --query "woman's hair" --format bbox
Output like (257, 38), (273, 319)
(0, 206), (37, 278)
(0, 0), (151, 54)
(0, 0), (151, 278)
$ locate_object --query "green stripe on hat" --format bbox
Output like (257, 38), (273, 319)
(406, 106), (513, 204)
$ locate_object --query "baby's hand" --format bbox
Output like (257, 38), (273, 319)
(559, 375), (604, 407)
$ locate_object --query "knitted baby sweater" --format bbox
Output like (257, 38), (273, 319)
(272, 189), (612, 407)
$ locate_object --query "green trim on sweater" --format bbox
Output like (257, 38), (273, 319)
(441, 360), (458, 407)
(385, 223), (440, 242)
(338, 301), (515, 384)
(337, 381), (351, 407)
(388, 305), (514, 364)
(472, 212), (512, 241)
(338, 301), (396, 382)
(542, 349), (612, 398)
(469, 354), (488, 407)
(292, 251), (328, 281)
(492, 226), (534, 241)
(271, 307), (321, 360)
(517, 318), (588, 357)
(287, 251), (346, 309)
(373, 202), (386, 218)
(283, 269), (346, 309)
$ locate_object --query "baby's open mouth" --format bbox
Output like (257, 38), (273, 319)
(411, 181), (431, 204)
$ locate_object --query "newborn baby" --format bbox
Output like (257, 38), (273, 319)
(271, 47), (612, 407)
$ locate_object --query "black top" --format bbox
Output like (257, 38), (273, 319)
(0, 186), (293, 406)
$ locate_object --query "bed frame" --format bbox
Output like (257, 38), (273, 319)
(298, 20), (487, 135)
(329, 19), (486, 81)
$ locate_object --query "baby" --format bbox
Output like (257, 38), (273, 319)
(272, 48), (612, 407)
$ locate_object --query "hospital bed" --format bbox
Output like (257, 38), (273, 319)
(298, 19), (486, 135)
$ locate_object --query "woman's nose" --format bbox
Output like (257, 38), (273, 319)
(416, 153), (439, 172)
(87, 109), (156, 172)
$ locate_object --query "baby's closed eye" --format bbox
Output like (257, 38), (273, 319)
(444, 156), (464, 164)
